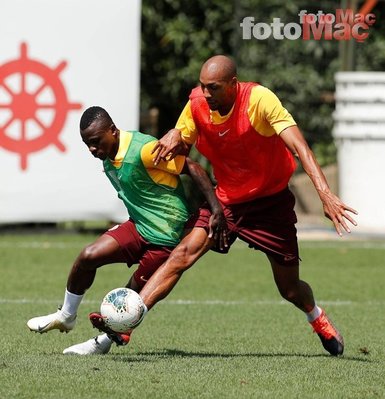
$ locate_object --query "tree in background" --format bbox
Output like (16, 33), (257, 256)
(140, 0), (385, 166)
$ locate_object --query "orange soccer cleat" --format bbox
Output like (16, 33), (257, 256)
(310, 309), (344, 356)
(89, 312), (131, 346)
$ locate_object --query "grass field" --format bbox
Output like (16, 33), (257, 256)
(0, 233), (384, 399)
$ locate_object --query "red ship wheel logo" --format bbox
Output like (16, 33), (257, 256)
(0, 42), (82, 170)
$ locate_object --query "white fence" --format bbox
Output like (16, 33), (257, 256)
(333, 72), (385, 233)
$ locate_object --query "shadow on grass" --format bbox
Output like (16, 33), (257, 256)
(110, 348), (372, 363)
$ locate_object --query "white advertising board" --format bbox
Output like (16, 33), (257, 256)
(0, 0), (141, 223)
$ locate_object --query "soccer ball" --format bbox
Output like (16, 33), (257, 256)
(100, 288), (146, 333)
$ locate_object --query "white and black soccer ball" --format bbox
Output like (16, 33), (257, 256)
(100, 287), (146, 333)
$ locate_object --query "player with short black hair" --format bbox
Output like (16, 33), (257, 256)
(27, 106), (227, 354)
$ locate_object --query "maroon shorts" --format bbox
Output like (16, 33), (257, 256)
(105, 220), (174, 289)
(186, 188), (299, 266)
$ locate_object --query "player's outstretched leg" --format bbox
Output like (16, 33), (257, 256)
(27, 235), (124, 334)
(63, 334), (113, 355)
(310, 308), (344, 356)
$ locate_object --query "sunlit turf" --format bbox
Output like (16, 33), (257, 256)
(0, 233), (384, 398)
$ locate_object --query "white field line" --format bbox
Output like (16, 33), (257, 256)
(1, 240), (385, 250)
(0, 298), (384, 306)
(0, 241), (84, 249)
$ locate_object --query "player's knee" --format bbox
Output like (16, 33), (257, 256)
(278, 286), (298, 303)
(78, 244), (102, 268)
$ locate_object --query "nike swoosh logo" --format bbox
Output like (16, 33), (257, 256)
(218, 129), (230, 137)
(37, 322), (51, 332)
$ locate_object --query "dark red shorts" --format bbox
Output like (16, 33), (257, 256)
(105, 220), (174, 289)
(185, 188), (299, 266)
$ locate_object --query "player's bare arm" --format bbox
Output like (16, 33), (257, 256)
(152, 128), (188, 165)
(280, 125), (358, 236)
(183, 158), (229, 250)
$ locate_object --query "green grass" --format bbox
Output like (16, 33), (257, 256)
(0, 234), (384, 398)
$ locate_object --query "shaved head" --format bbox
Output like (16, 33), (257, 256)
(199, 55), (238, 115)
(200, 55), (237, 81)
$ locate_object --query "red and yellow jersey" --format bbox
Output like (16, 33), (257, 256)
(176, 83), (297, 204)
(177, 84), (297, 143)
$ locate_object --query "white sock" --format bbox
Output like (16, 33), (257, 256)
(97, 334), (112, 345)
(60, 289), (83, 318)
(306, 305), (322, 322)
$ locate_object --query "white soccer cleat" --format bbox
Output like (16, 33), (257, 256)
(63, 336), (112, 355)
(27, 310), (76, 333)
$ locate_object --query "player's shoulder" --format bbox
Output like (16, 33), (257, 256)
(250, 85), (282, 107)
(251, 84), (277, 99)
(127, 130), (157, 147)
(130, 130), (156, 140)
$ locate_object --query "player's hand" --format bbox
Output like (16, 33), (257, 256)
(208, 209), (229, 250)
(152, 129), (186, 165)
(320, 191), (358, 236)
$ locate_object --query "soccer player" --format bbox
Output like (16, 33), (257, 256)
(27, 106), (227, 354)
(139, 55), (358, 356)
